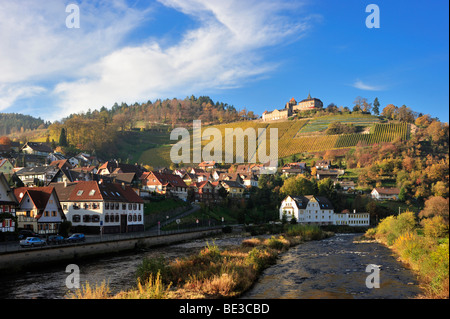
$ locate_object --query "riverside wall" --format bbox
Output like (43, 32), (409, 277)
(0, 229), (222, 272)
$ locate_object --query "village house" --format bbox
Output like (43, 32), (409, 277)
(198, 161), (217, 170)
(52, 180), (144, 234)
(315, 160), (331, 170)
(239, 174), (258, 188)
(14, 186), (66, 235)
(142, 171), (188, 201)
(0, 173), (18, 233)
(371, 187), (400, 201)
(0, 158), (14, 176)
(279, 195), (369, 226)
(335, 180), (356, 192)
(191, 181), (219, 203)
(315, 169), (344, 181)
(97, 161), (146, 178)
(281, 162), (307, 177)
(15, 165), (60, 186)
(220, 180), (245, 198)
(21, 142), (53, 157)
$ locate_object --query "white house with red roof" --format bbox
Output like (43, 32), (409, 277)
(52, 180), (144, 234)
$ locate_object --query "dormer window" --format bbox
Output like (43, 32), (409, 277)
(89, 190), (95, 196)
(77, 190), (84, 196)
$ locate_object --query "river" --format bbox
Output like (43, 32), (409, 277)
(0, 233), (423, 299)
(243, 233), (423, 299)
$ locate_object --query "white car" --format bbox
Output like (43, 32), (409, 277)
(20, 237), (47, 248)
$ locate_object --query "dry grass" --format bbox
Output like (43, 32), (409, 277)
(69, 229), (329, 299)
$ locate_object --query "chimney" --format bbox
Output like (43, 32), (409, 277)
(64, 181), (67, 188)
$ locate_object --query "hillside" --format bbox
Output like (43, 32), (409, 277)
(131, 113), (410, 167)
(0, 113), (47, 136)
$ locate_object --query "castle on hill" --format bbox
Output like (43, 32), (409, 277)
(262, 93), (323, 121)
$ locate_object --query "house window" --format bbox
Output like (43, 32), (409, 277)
(72, 215), (81, 223)
(105, 214), (110, 223)
(92, 215), (100, 223)
(52, 211), (57, 217)
(83, 215), (91, 222)
(115, 215), (119, 222)
(45, 211), (49, 217)
(128, 214), (132, 222)
(105, 202), (110, 210)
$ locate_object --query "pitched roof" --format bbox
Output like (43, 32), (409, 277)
(288, 195), (334, 210)
(147, 171), (188, 188)
(373, 187), (400, 195)
(51, 181), (143, 203)
(22, 142), (53, 153)
(14, 186), (54, 208)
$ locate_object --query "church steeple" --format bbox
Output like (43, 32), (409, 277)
(307, 92), (312, 99)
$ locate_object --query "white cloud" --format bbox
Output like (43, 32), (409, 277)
(0, 84), (46, 112)
(51, 0), (316, 120)
(352, 79), (384, 91)
(0, 0), (317, 120)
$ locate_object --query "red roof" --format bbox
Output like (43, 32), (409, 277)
(52, 181), (143, 203)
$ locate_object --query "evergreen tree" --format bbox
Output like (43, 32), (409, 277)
(373, 97), (380, 115)
(59, 128), (68, 146)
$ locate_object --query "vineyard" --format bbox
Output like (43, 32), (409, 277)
(200, 119), (410, 163)
(138, 117), (411, 166)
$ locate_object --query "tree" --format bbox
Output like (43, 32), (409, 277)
(59, 128), (68, 147)
(0, 136), (11, 146)
(373, 97), (380, 115)
(419, 196), (449, 225)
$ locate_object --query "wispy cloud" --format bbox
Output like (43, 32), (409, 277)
(352, 79), (384, 91)
(0, 0), (317, 120)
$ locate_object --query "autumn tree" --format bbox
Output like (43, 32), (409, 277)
(419, 196), (449, 225)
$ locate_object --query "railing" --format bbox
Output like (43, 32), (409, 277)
(0, 224), (229, 254)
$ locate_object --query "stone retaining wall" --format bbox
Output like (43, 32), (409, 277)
(0, 229), (221, 272)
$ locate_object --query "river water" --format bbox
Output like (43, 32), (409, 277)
(243, 233), (422, 299)
(0, 233), (423, 299)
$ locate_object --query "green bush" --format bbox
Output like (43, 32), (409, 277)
(136, 256), (169, 284)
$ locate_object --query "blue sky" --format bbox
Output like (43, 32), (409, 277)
(0, 0), (448, 122)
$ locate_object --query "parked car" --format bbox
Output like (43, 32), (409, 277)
(18, 230), (38, 240)
(20, 237), (47, 248)
(47, 235), (65, 245)
(67, 233), (85, 243)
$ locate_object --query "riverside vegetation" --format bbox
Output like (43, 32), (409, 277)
(67, 224), (331, 299)
(364, 211), (449, 299)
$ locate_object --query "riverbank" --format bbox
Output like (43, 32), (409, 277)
(68, 224), (332, 299)
(363, 212), (449, 299)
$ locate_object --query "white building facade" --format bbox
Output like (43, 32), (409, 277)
(280, 195), (370, 226)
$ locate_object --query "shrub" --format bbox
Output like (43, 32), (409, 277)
(245, 247), (277, 272)
(199, 241), (221, 262)
(421, 216), (449, 239)
(135, 256), (169, 284)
